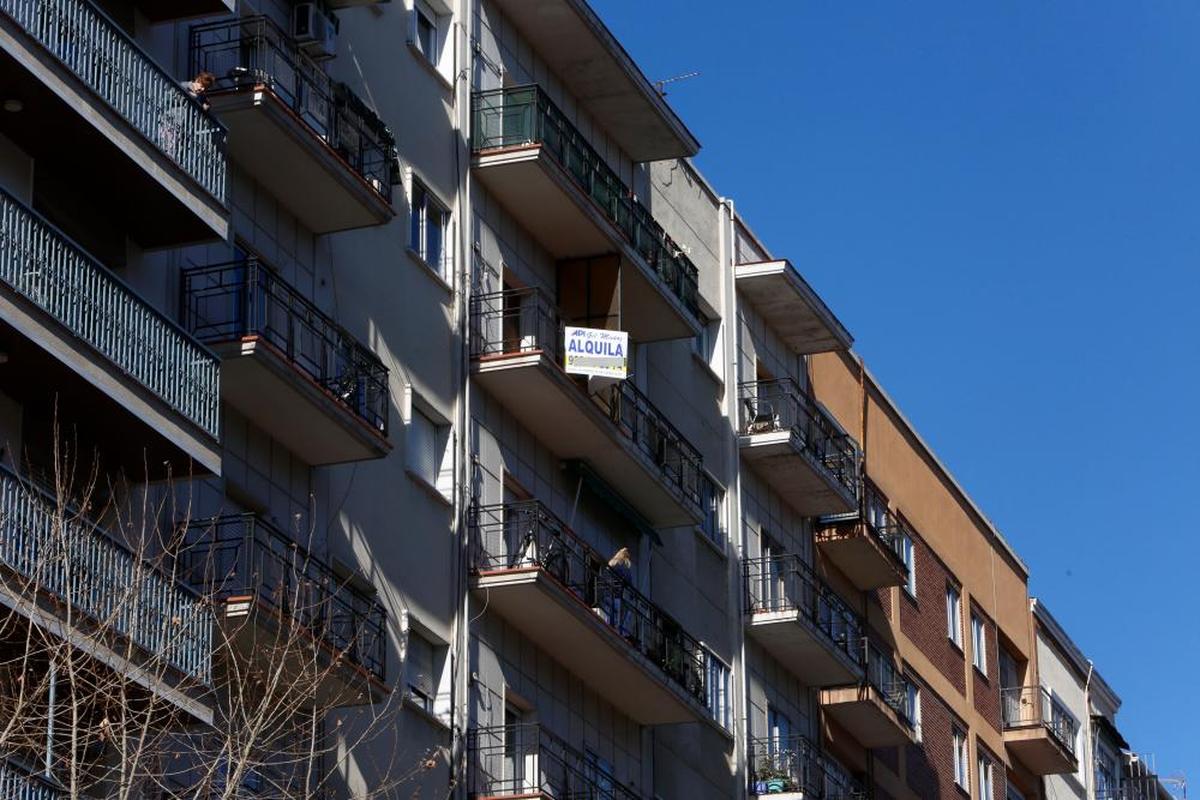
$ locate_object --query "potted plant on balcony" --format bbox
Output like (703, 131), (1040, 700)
(753, 757), (792, 795)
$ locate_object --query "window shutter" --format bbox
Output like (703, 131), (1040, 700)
(409, 410), (438, 485)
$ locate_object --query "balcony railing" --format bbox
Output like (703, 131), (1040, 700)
(468, 724), (639, 800)
(1002, 686), (1079, 756)
(0, 757), (65, 799)
(471, 501), (715, 712)
(744, 554), (864, 668)
(472, 86), (700, 319)
(189, 16), (397, 200)
(181, 514), (387, 685)
(0, 0), (227, 202)
(471, 287), (709, 515)
(738, 379), (858, 498)
(181, 259), (389, 436)
(0, 186), (221, 439)
(863, 641), (914, 729)
(748, 734), (867, 799)
(0, 465), (213, 684)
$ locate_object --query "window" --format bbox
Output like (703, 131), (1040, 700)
(692, 319), (721, 379)
(405, 630), (437, 713)
(946, 584), (962, 647)
(953, 727), (970, 791)
(706, 654), (731, 730)
(584, 750), (615, 798)
(410, 179), (451, 281)
(900, 531), (916, 598)
(977, 751), (993, 800)
(408, 405), (453, 501)
(410, 0), (453, 82)
(767, 705), (792, 750)
(971, 613), (987, 674)
(905, 681), (922, 742)
(698, 478), (723, 547)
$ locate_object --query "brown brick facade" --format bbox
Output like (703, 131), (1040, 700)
(971, 604), (1002, 734)
(904, 679), (968, 800)
(898, 531), (967, 696)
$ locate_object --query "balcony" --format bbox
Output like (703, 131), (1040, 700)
(181, 513), (388, 706)
(0, 756), (66, 798)
(469, 724), (642, 800)
(734, 260), (852, 355)
(182, 259), (390, 466)
(469, 502), (715, 726)
(815, 500), (909, 592)
(748, 734), (867, 800)
(1001, 686), (1079, 775)
(190, 17), (398, 234)
(471, 289), (708, 526)
(478, 0), (696, 161)
(819, 643), (915, 748)
(471, 86), (701, 343)
(737, 380), (859, 516)
(0, 0), (228, 244)
(744, 555), (864, 687)
(0, 186), (221, 476)
(0, 465), (213, 707)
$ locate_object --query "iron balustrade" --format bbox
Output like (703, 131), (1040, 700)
(190, 16), (398, 201)
(739, 379), (859, 499)
(181, 513), (386, 684)
(470, 501), (714, 712)
(1001, 686), (1079, 757)
(744, 554), (865, 669)
(0, 757), (65, 799)
(748, 734), (867, 799)
(181, 259), (389, 436)
(0, 186), (221, 439)
(859, 486), (911, 569)
(471, 86), (700, 320)
(468, 723), (639, 800)
(863, 641), (914, 730)
(0, 465), (213, 684)
(0, 0), (227, 202)
(470, 288), (709, 517)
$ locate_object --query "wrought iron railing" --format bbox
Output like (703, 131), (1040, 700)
(472, 86), (700, 319)
(748, 734), (867, 799)
(0, 465), (213, 684)
(181, 513), (386, 684)
(0, 0), (227, 202)
(0, 186), (221, 439)
(181, 259), (389, 436)
(190, 16), (397, 200)
(744, 554), (864, 669)
(0, 756), (65, 799)
(470, 288), (709, 517)
(1001, 686), (1078, 757)
(863, 642), (914, 730)
(738, 379), (858, 499)
(468, 724), (639, 800)
(470, 501), (714, 711)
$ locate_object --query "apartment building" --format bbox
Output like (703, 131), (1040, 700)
(0, 0), (1172, 799)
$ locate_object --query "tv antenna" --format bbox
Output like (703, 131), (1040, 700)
(654, 71), (700, 96)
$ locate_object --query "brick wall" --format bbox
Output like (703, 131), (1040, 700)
(899, 531), (966, 696)
(904, 679), (964, 800)
(971, 603), (1002, 734)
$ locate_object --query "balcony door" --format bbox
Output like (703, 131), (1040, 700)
(503, 702), (538, 795)
(501, 274), (539, 355)
(999, 649), (1021, 723)
(758, 534), (786, 612)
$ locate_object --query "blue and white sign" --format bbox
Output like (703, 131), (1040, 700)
(563, 326), (628, 380)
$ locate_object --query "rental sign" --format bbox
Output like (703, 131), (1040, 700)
(563, 326), (628, 380)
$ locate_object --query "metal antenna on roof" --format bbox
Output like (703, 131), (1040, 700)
(654, 71), (700, 96)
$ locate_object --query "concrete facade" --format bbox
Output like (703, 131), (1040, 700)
(0, 0), (1174, 799)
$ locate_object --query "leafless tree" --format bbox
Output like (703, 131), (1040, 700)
(0, 431), (440, 799)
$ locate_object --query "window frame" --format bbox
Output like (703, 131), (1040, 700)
(409, 0), (454, 84)
(946, 583), (963, 648)
(906, 680), (923, 743)
(406, 397), (454, 503)
(977, 750), (993, 800)
(405, 629), (437, 714)
(900, 531), (917, 598)
(952, 726), (970, 792)
(971, 612), (988, 675)
(409, 177), (452, 283)
(705, 652), (732, 731)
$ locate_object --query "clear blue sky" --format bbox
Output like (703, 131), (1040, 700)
(596, 0), (1199, 786)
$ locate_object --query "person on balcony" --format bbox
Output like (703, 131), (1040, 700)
(607, 548), (635, 640)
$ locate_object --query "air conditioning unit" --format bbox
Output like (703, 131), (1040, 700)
(293, 4), (339, 60)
